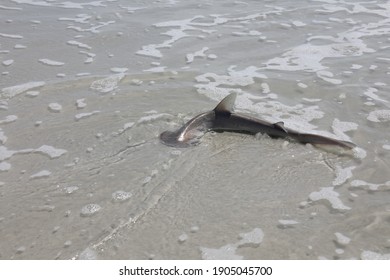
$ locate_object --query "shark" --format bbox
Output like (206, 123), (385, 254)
(160, 93), (355, 149)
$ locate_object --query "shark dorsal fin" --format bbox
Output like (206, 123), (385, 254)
(273, 121), (287, 133)
(213, 93), (236, 115)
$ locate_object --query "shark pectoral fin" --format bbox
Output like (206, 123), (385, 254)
(273, 121), (288, 133)
(213, 93), (237, 115)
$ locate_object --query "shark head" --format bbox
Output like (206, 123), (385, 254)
(159, 93), (237, 148)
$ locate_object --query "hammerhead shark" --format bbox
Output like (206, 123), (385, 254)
(160, 93), (355, 149)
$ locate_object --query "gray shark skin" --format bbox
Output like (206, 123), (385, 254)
(160, 93), (356, 149)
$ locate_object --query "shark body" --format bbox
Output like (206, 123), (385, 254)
(160, 93), (355, 149)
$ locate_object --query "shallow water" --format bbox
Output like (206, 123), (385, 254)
(1, 0), (390, 260)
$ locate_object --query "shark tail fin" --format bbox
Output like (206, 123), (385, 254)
(294, 133), (356, 149)
(213, 93), (236, 115)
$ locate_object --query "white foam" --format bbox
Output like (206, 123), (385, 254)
(369, 65), (378, 70)
(13, 44), (25, 50)
(278, 219), (299, 226)
(178, 233), (188, 243)
(123, 122), (135, 131)
(110, 67), (128, 73)
(16, 246), (26, 254)
(76, 99), (87, 109)
(80, 204), (102, 217)
(363, 88), (388, 103)
(120, 6), (146, 13)
(232, 30), (262, 36)
(64, 240), (72, 248)
(0, 101), (9, 110)
(2, 60), (14, 66)
(0, 33), (23, 39)
(351, 64), (362, 70)
(30, 170), (51, 179)
(130, 79), (143, 86)
(48, 103), (62, 113)
(141, 176), (151, 186)
(11, 0), (106, 9)
(111, 191), (132, 202)
(137, 16), (215, 59)
(90, 73), (125, 93)
(331, 118), (357, 141)
(350, 146), (365, 160)
(67, 20), (115, 34)
(190, 226), (199, 233)
(0, 161), (11, 171)
(67, 40), (92, 50)
(0, 129), (7, 144)
(1, 81), (45, 99)
(76, 72), (90, 77)
(75, 111), (100, 121)
(195, 66), (268, 103)
(383, 144), (390, 150)
(78, 248), (98, 260)
(186, 47), (209, 64)
(361, 250), (390, 260)
(0, 146), (15, 161)
(201, 228), (264, 260)
(38, 59), (65, 66)
(12, 145), (67, 159)
(63, 186), (79, 194)
(201, 244), (243, 260)
(297, 82), (308, 89)
(292, 21), (306, 27)
(137, 113), (171, 124)
(34, 145), (67, 158)
(136, 45), (163, 58)
(80, 51), (95, 64)
(335, 248), (344, 255)
(0, 115), (18, 124)
(302, 98), (321, 102)
(261, 83), (271, 94)
(317, 70), (342, 85)
(143, 66), (167, 73)
(0, 4), (22, 10)
(238, 228), (264, 245)
(59, 14), (92, 24)
(350, 180), (390, 191)
(333, 165), (355, 186)
(309, 187), (351, 210)
(26, 91), (39, 97)
(264, 27), (374, 74)
(367, 110), (390, 122)
(334, 232), (351, 245)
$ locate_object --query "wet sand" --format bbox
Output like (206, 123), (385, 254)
(1, 0), (390, 259)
